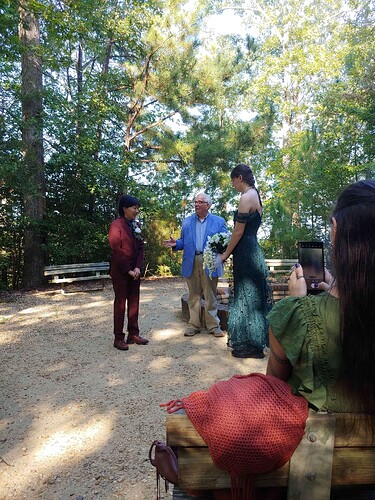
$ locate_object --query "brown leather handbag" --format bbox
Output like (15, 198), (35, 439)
(149, 440), (178, 498)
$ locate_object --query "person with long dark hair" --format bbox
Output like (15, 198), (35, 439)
(220, 164), (271, 358)
(267, 179), (375, 420)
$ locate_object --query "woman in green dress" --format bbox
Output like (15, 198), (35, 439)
(220, 164), (270, 358)
(266, 179), (375, 498)
(267, 179), (375, 418)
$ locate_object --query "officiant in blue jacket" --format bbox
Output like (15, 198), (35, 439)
(163, 193), (228, 338)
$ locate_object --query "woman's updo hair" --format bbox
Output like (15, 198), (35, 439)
(230, 164), (255, 186)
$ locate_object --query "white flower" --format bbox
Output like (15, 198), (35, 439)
(203, 232), (230, 278)
(132, 220), (142, 240)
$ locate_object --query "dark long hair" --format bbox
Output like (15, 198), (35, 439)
(230, 164), (263, 206)
(333, 179), (375, 415)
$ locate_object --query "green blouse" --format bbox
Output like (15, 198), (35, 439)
(267, 293), (356, 412)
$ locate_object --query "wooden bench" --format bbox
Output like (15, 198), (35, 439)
(167, 410), (375, 499)
(266, 259), (297, 302)
(266, 258), (298, 275)
(44, 262), (110, 290)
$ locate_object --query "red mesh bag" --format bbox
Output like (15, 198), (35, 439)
(164, 373), (308, 477)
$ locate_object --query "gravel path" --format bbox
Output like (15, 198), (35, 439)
(0, 278), (267, 499)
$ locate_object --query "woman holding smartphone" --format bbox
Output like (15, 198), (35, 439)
(267, 179), (375, 421)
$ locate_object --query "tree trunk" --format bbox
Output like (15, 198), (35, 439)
(18, 0), (46, 289)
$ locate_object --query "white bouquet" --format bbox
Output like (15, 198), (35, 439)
(203, 232), (230, 278)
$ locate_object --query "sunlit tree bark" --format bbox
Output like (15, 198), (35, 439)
(18, 0), (46, 288)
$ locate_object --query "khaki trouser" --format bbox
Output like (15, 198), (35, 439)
(187, 255), (220, 331)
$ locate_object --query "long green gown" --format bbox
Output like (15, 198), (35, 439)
(228, 210), (271, 358)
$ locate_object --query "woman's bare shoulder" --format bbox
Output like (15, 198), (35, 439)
(238, 189), (262, 213)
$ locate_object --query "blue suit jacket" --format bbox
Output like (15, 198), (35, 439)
(174, 212), (229, 278)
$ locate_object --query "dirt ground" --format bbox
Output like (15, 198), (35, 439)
(0, 277), (268, 500)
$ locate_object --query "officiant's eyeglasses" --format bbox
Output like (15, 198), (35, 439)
(194, 201), (208, 205)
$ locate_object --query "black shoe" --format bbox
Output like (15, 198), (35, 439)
(232, 350), (265, 359)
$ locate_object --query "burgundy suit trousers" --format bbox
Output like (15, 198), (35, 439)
(111, 273), (140, 339)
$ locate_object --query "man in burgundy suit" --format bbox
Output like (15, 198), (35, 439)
(108, 195), (149, 351)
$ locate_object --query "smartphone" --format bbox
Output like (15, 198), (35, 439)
(297, 241), (325, 294)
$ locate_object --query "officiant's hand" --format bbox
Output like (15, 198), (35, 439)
(163, 237), (176, 248)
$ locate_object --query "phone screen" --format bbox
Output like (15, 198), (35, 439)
(298, 242), (325, 293)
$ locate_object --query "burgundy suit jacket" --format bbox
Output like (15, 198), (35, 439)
(108, 217), (144, 278)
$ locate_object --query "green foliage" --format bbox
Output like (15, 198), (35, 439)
(0, 203), (24, 290)
(44, 216), (111, 265)
(142, 218), (182, 277)
(1, 0), (375, 287)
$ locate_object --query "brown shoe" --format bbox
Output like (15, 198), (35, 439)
(114, 340), (129, 351)
(127, 335), (149, 345)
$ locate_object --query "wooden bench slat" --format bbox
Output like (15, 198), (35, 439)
(45, 269), (109, 277)
(177, 447), (375, 490)
(332, 448), (375, 485)
(49, 275), (110, 283)
(44, 262), (109, 269)
(178, 447), (289, 489)
(44, 263), (109, 276)
(44, 267), (107, 272)
(265, 259), (298, 272)
(167, 412), (206, 446)
(167, 412), (374, 448)
(43, 262), (110, 288)
(265, 259), (298, 265)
